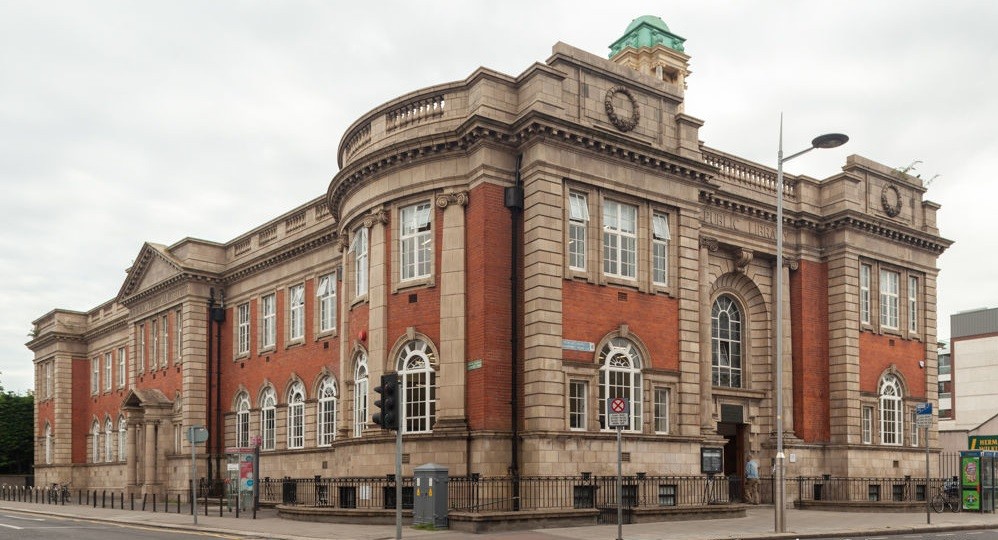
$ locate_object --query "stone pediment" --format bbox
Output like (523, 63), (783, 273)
(116, 243), (184, 302)
(121, 388), (173, 410)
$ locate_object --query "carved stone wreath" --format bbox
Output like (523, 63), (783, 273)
(604, 86), (640, 132)
(881, 183), (902, 217)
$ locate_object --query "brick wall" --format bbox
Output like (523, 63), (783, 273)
(791, 259), (830, 442)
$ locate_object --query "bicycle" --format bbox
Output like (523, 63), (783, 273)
(931, 484), (961, 513)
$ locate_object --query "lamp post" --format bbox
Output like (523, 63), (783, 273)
(774, 118), (847, 533)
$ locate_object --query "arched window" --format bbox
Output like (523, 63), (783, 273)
(317, 376), (337, 446)
(104, 418), (114, 463)
(287, 381), (306, 449)
(353, 353), (368, 437)
(879, 374), (903, 445)
(91, 420), (101, 463)
(235, 392), (250, 448)
(118, 415), (127, 462)
(598, 337), (643, 431)
(260, 387), (276, 450)
(711, 295), (743, 388)
(44, 423), (52, 465)
(397, 339), (437, 434)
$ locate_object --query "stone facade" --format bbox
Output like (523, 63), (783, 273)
(29, 17), (950, 500)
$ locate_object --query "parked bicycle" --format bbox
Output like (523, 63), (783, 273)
(931, 478), (961, 513)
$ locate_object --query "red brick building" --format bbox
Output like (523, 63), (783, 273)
(29, 16), (950, 499)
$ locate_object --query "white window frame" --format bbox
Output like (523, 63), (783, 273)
(91, 420), (101, 463)
(568, 379), (587, 431)
(44, 361), (53, 399)
(317, 377), (337, 446)
(598, 337), (643, 432)
(711, 295), (743, 388)
(910, 409), (920, 447)
(353, 353), (368, 437)
(136, 324), (145, 374)
(568, 191), (589, 271)
(862, 405), (873, 444)
(652, 212), (671, 286)
(879, 375), (903, 446)
(287, 381), (305, 449)
(880, 269), (900, 329)
(117, 347), (126, 388)
(175, 308), (182, 363)
(91, 357), (99, 395)
(237, 303), (251, 355)
(908, 276), (918, 333)
(104, 418), (114, 463)
(151, 318), (159, 370)
(398, 339), (437, 434)
(654, 387), (670, 433)
(117, 415), (127, 462)
(235, 393), (250, 448)
(860, 264), (871, 324)
(44, 423), (52, 464)
(161, 315), (168, 367)
(602, 200), (638, 279)
(317, 273), (337, 333)
(353, 227), (369, 298)
(400, 201), (433, 282)
(288, 284), (305, 342)
(104, 352), (112, 392)
(261, 294), (277, 349)
(260, 387), (276, 450)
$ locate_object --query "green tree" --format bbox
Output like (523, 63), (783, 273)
(0, 381), (34, 474)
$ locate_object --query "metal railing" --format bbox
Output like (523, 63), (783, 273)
(796, 476), (951, 503)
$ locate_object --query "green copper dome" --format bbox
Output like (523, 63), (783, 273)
(609, 15), (686, 57)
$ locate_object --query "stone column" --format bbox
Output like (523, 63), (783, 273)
(143, 421), (157, 492)
(127, 420), (139, 487)
(434, 191), (469, 431)
(699, 236), (719, 434)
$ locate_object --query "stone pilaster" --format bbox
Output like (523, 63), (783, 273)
(434, 192), (469, 431)
(698, 235), (719, 434)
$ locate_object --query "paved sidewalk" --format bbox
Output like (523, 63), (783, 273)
(3, 500), (998, 540)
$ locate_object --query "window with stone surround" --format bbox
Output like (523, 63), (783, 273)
(860, 264), (872, 324)
(288, 284), (305, 343)
(287, 381), (305, 449)
(879, 374), (903, 446)
(235, 392), (250, 448)
(598, 337), (643, 432)
(568, 191), (589, 271)
(91, 420), (101, 463)
(352, 226), (369, 298)
(862, 405), (873, 444)
(44, 423), (52, 465)
(908, 276), (919, 333)
(652, 212), (671, 286)
(569, 379), (587, 430)
(654, 387), (670, 433)
(160, 314), (168, 367)
(317, 273), (337, 334)
(136, 323), (145, 374)
(397, 339), (437, 434)
(353, 353), (369, 437)
(91, 357), (99, 395)
(104, 352), (112, 392)
(711, 295), (743, 388)
(260, 386), (276, 450)
(910, 409), (919, 447)
(104, 417), (114, 463)
(151, 318), (159, 369)
(117, 347), (126, 388)
(399, 201), (432, 282)
(260, 293), (276, 350)
(118, 415), (127, 462)
(237, 303), (251, 356)
(175, 308), (182, 363)
(317, 376), (337, 446)
(43, 361), (53, 399)
(879, 269), (900, 329)
(602, 199), (638, 279)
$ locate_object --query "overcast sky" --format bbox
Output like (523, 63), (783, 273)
(2, 1), (995, 394)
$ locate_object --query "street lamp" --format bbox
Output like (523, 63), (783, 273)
(774, 119), (847, 533)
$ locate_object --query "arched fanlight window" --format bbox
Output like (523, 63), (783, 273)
(598, 337), (643, 431)
(260, 387), (277, 450)
(317, 376), (338, 446)
(44, 423), (52, 465)
(879, 374), (904, 446)
(353, 352), (368, 437)
(117, 415), (127, 462)
(235, 392), (250, 448)
(287, 381), (306, 449)
(104, 417), (114, 462)
(711, 295), (743, 388)
(91, 420), (101, 463)
(396, 339), (437, 434)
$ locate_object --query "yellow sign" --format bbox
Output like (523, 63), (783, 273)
(968, 436), (998, 450)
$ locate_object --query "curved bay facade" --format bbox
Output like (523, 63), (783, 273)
(29, 17), (950, 498)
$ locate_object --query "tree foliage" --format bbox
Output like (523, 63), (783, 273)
(0, 388), (34, 474)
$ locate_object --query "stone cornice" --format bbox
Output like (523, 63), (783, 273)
(327, 116), (715, 222)
(119, 272), (220, 309)
(26, 332), (87, 352)
(701, 191), (952, 255)
(224, 231), (337, 283)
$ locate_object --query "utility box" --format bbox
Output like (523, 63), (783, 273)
(414, 463), (448, 528)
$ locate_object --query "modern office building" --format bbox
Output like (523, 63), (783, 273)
(939, 308), (998, 453)
(29, 16), (951, 499)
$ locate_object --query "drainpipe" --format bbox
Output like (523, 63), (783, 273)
(211, 290), (226, 486)
(504, 154), (524, 510)
(207, 289), (215, 483)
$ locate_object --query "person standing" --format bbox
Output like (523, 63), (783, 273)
(745, 453), (760, 504)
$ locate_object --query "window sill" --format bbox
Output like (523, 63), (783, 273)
(258, 346), (276, 355)
(315, 329), (338, 341)
(233, 353), (250, 362)
(285, 339), (305, 350)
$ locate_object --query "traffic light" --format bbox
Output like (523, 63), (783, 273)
(373, 372), (400, 430)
